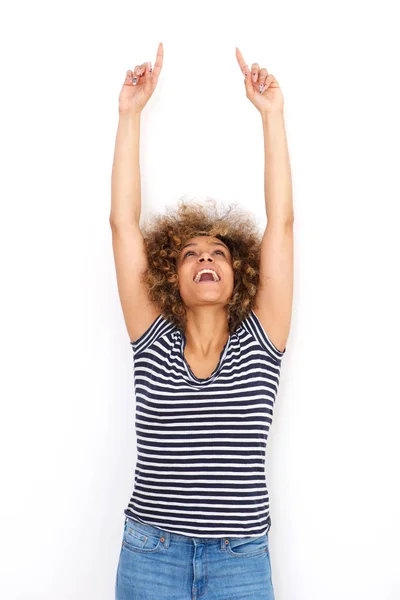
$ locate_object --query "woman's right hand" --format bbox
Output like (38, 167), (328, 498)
(118, 42), (164, 116)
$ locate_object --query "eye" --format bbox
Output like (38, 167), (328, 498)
(183, 249), (226, 259)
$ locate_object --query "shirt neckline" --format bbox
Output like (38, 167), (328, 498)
(180, 330), (232, 383)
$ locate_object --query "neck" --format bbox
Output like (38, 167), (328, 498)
(184, 308), (230, 356)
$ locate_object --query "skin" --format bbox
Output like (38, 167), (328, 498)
(119, 44), (291, 360)
(176, 236), (235, 360)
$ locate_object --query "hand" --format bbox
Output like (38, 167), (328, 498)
(235, 47), (284, 115)
(118, 42), (164, 116)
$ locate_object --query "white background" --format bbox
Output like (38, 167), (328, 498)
(1, 0), (400, 598)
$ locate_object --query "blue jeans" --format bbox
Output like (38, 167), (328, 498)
(115, 516), (275, 599)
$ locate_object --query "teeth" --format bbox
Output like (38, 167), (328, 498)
(194, 268), (220, 283)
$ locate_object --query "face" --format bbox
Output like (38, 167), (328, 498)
(176, 236), (234, 309)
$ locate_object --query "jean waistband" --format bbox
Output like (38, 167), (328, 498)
(124, 516), (268, 545)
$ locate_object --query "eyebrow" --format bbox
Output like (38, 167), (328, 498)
(181, 241), (229, 252)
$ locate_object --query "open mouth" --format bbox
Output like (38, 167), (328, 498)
(193, 269), (221, 284)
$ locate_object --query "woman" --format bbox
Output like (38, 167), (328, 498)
(110, 42), (294, 600)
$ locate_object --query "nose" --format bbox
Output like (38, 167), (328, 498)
(198, 255), (213, 263)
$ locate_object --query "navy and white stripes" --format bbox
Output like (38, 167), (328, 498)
(124, 310), (285, 538)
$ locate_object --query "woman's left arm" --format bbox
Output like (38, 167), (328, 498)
(235, 48), (294, 354)
(261, 110), (294, 224)
(256, 110), (294, 354)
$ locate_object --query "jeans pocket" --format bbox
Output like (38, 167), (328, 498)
(122, 519), (162, 554)
(226, 533), (269, 558)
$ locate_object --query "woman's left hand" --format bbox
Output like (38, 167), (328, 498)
(235, 47), (284, 115)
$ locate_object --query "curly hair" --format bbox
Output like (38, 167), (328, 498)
(140, 197), (264, 334)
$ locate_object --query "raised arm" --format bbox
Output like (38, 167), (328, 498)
(236, 48), (294, 354)
(110, 44), (164, 342)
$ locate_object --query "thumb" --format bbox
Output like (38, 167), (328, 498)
(143, 62), (153, 95)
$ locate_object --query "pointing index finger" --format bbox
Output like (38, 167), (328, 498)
(152, 42), (164, 84)
(235, 47), (249, 75)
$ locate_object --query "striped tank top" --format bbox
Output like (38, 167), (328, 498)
(124, 309), (286, 538)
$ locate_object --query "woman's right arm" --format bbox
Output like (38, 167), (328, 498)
(110, 51), (164, 342)
(110, 113), (142, 227)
